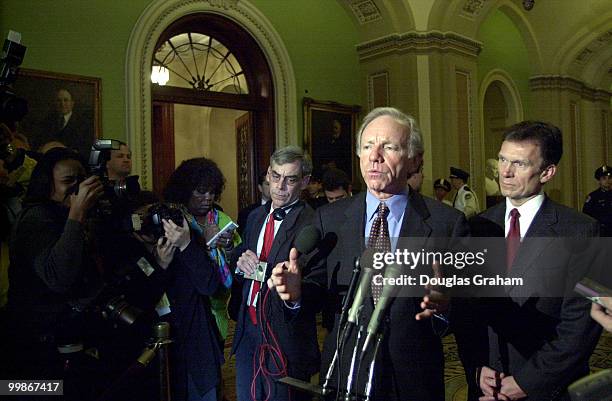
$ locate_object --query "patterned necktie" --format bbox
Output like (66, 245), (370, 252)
(506, 208), (520, 271)
(368, 202), (391, 303)
(248, 212), (275, 325)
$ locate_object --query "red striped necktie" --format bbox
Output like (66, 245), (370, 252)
(248, 212), (275, 325)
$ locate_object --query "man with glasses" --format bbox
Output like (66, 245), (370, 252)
(232, 146), (324, 401)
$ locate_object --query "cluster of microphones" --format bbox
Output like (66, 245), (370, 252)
(286, 225), (404, 400)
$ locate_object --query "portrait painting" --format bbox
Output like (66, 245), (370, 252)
(303, 98), (360, 181)
(13, 68), (101, 157)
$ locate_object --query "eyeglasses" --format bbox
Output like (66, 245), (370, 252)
(268, 170), (302, 186)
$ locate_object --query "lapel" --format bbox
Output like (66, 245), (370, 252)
(509, 196), (557, 280)
(400, 189), (432, 243)
(265, 201), (305, 266)
(484, 202), (506, 231)
(340, 192), (367, 259)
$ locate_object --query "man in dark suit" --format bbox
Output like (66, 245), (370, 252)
(231, 145), (324, 401)
(37, 88), (92, 157)
(275, 107), (469, 401)
(472, 121), (602, 401)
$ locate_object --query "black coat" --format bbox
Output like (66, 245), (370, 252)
(313, 190), (469, 401)
(165, 240), (223, 400)
(231, 201), (325, 378)
(471, 197), (602, 401)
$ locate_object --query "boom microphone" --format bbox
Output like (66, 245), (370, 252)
(361, 263), (402, 354)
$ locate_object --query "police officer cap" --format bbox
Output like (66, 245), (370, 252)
(595, 165), (611, 180)
(434, 178), (451, 192)
(449, 167), (469, 182)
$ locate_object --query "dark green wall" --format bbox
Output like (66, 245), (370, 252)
(0, 0), (362, 143)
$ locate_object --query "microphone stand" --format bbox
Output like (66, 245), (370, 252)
(338, 257), (361, 333)
(344, 324), (365, 401)
(321, 350), (338, 395)
(322, 257), (361, 395)
(363, 319), (388, 401)
(97, 322), (172, 401)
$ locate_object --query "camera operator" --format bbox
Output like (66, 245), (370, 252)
(105, 140), (132, 181)
(4, 147), (103, 397)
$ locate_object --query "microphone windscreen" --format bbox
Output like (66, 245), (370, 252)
(295, 225), (321, 255)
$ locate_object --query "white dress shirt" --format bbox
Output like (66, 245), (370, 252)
(504, 193), (545, 239)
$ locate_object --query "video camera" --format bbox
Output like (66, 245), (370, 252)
(0, 30), (28, 160)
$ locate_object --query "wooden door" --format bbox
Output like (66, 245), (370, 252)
(235, 112), (256, 210)
(152, 102), (175, 197)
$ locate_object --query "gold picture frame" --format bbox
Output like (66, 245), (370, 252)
(14, 68), (101, 156)
(303, 97), (360, 181)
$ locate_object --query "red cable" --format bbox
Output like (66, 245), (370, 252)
(249, 284), (292, 401)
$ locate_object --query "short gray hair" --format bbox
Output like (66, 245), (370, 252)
(355, 107), (424, 158)
(270, 145), (313, 177)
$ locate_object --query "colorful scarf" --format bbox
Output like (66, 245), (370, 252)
(187, 208), (233, 288)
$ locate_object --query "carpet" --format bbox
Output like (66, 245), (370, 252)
(221, 320), (612, 401)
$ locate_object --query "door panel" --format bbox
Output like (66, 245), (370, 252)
(236, 112), (256, 210)
(152, 102), (175, 196)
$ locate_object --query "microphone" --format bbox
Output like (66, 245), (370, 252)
(294, 225), (321, 256)
(347, 249), (376, 324)
(568, 369), (612, 401)
(337, 250), (376, 347)
(337, 256), (361, 331)
(361, 263), (402, 354)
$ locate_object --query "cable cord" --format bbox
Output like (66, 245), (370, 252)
(250, 284), (291, 401)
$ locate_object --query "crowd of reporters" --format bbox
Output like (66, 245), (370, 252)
(0, 112), (610, 401)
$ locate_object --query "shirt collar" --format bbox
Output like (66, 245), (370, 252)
(504, 192), (545, 223)
(267, 198), (300, 215)
(366, 190), (408, 223)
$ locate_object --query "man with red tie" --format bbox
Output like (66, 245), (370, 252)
(472, 121), (601, 401)
(231, 146), (324, 401)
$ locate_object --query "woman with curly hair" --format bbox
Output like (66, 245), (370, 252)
(163, 157), (240, 400)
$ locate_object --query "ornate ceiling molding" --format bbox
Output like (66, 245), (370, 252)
(529, 75), (612, 102)
(462, 0), (489, 17)
(573, 30), (612, 66)
(356, 31), (482, 61)
(346, 0), (382, 25)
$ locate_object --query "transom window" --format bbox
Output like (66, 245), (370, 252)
(153, 32), (248, 94)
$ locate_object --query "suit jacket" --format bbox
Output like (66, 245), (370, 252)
(37, 111), (93, 157)
(313, 190), (469, 401)
(472, 197), (602, 401)
(231, 201), (324, 378)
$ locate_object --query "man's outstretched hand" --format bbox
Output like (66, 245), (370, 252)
(268, 247), (302, 302)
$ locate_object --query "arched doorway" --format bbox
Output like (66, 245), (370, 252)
(125, 0), (298, 216)
(150, 13), (274, 217)
(480, 71), (523, 207)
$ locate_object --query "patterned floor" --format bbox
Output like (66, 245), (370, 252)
(221, 320), (612, 401)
